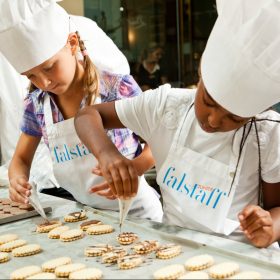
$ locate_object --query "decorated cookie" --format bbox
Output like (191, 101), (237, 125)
(48, 225), (70, 239)
(117, 232), (138, 245)
(84, 244), (113, 257)
(0, 239), (27, 252)
(26, 272), (56, 279)
(60, 229), (84, 242)
(80, 220), (102, 231)
(230, 271), (262, 279)
(153, 264), (185, 280)
(42, 257), (72, 272)
(36, 220), (62, 233)
(179, 271), (209, 279)
(102, 248), (127, 264)
(208, 262), (239, 279)
(118, 254), (143, 270)
(86, 224), (114, 235)
(64, 211), (87, 222)
(69, 267), (103, 279)
(12, 244), (42, 257)
(184, 254), (214, 271)
(133, 240), (159, 254)
(0, 252), (10, 263)
(10, 266), (42, 280)
(0, 234), (18, 245)
(55, 263), (86, 278)
(156, 244), (181, 259)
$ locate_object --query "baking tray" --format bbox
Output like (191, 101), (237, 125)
(0, 206), (280, 279)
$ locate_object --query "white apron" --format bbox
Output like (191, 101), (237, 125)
(43, 94), (163, 221)
(157, 104), (249, 235)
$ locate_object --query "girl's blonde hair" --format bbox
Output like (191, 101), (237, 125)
(29, 31), (99, 106)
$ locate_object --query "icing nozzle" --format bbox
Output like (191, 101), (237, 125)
(118, 198), (133, 232)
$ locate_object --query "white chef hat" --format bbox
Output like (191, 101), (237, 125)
(0, 0), (69, 73)
(201, 0), (280, 117)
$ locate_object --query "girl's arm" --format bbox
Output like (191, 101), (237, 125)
(8, 133), (41, 204)
(238, 181), (280, 248)
(75, 102), (139, 199)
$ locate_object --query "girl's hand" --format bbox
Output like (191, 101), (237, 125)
(97, 151), (138, 199)
(238, 205), (274, 248)
(9, 176), (32, 204)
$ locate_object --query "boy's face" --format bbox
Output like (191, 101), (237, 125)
(21, 34), (80, 96)
(194, 80), (251, 133)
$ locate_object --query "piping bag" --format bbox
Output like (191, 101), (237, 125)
(118, 198), (133, 232)
(28, 181), (50, 223)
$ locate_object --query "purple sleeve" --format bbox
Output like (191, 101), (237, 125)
(20, 95), (42, 137)
(117, 74), (142, 100)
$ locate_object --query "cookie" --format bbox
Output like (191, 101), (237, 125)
(26, 272), (56, 279)
(86, 224), (114, 235)
(84, 244), (113, 257)
(0, 252), (10, 263)
(64, 211), (87, 222)
(60, 229), (84, 242)
(156, 244), (181, 259)
(208, 262), (239, 279)
(153, 264), (185, 279)
(69, 267), (103, 279)
(184, 254), (214, 271)
(118, 254), (143, 270)
(42, 257), (72, 272)
(230, 271), (262, 279)
(117, 232), (138, 245)
(80, 220), (102, 231)
(0, 233), (18, 245)
(0, 239), (27, 252)
(48, 225), (70, 239)
(102, 248), (127, 264)
(55, 263), (86, 278)
(12, 244), (42, 257)
(133, 240), (159, 254)
(179, 271), (209, 279)
(19, 204), (34, 210)
(36, 220), (62, 233)
(10, 265), (42, 280)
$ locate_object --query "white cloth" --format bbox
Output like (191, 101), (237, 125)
(115, 84), (280, 242)
(202, 0), (280, 117)
(0, 15), (129, 188)
(43, 94), (163, 221)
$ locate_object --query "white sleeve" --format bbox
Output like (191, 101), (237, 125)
(71, 15), (130, 75)
(115, 85), (171, 141)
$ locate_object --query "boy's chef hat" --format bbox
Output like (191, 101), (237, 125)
(0, 0), (69, 73)
(201, 0), (280, 117)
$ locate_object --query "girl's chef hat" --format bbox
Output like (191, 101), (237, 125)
(0, 0), (69, 73)
(201, 0), (280, 117)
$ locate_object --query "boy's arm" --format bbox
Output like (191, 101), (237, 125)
(8, 133), (40, 203)
(75, 102), (139, 199)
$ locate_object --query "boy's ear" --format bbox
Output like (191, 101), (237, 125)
(67, 33), (79, 54)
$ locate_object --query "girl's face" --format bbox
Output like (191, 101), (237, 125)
(194, 80), (251, 133)
(22, 34), (81, 95)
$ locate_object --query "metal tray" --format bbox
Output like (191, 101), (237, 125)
(1, 206), (280, 279)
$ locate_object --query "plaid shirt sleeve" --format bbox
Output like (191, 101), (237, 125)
(20, 93), (43, 137)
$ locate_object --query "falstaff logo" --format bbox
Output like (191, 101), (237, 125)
(163, 167), (228, 209)
(53, 143), (91, 163)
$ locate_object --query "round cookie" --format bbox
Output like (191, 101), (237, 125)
(0, 234), (18, 245)
(156, 244), (182, 259)
(80, 220), (102, 231)
(230, 271), (262, 279)
(208, 262), (239, 279)
(133, 240), (159, 254)
(184, 254), (214, 271)
(64, 211), (87, 222)
(86, 224), (114, 235)
(60, 229), (84, 242)
(10, 266), (41, 280)
(179, 271), (209, 279)
(69, 267), (103, 279)
(153, 264), (185, 280)
(55, 263), (86, 278)
(117, 232), (138, 245)
(84, 244), (113, 257)
(102, 248), (127, 264)
(118, 254), (143, 270)
(42, 257), (72, 272)
(36, 220), (62, 233)
(27, 272), (56, 279)
(0, 252), (10, 263)
(12, 244), (42, 257)
(48, 226), (70, 239)
(0, 239), (27, 252)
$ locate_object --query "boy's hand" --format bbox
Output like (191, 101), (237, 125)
(238, 205), (274, 248)
(97, 151), (138, 199)
(9, 176), (31, 204)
